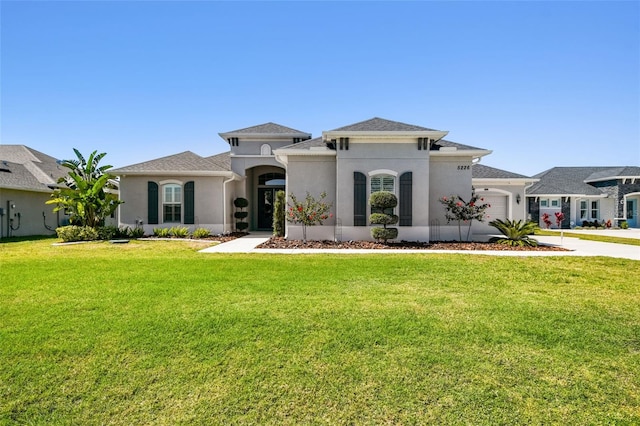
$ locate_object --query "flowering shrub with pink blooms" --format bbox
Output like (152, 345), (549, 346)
(554, 212), (565, 229)
(439, 194), (491, 241)
(542, 213), (552, 229)
(287, 192), (333, 242)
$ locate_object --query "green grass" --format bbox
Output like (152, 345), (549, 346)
(536, 229), (640, 246)
(1, 238), (639, 424)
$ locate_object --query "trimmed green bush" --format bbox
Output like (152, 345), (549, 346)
(369, 191), (398, 209)
(97, 226), (118, 240)
(620, 220), (629, 229)
(371, 227), (398, 241)
(192, 228), (211, 239)
(129, 227), (145, 238)
(273, 190), (286, 237)
(233, 197), (249, 209)
(369, 191), (398, 243)
(170, 226), (189, 238)
(234, 197), (249, 232)
(56, 225), (99, 242)
(153, 227), (170, 238)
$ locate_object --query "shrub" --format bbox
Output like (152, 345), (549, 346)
(620, 220), (629, 229)
(153, 227), (170, 238)
(272, 190), (286, 237)
(97, 225), (118, 240)
(489, 219), (539, 247)
(369, 191), (398, 243)
(170, 226), (189, 238)
(56, 225), (99, 242)
(287, 192), (333, 242)
(234, 197), (249, 232)
(371, 227), (398, 241)
(440, 194), (491, 241)
(192, 228), (211, 239)
(129, 227), (145, 238)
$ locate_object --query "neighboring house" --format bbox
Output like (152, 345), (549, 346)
(470, 164), (537, 235)
(526, 167), (640, 228)
(0, 145), (71, 237)
(113, 117), (532, 241)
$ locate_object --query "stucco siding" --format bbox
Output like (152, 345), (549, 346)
(0, 188), (71, 237)
(429, 156), (473, 240)
(118, 175), (226, 234)
(285, 156), (337, 240)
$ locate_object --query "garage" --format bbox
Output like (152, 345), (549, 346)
(472, 193), (508, 235)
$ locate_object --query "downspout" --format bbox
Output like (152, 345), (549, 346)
(223, 174), (238, 234)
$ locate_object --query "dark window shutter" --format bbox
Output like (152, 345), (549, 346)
(399, 172), (412, 226)
(184, 181), (195, 224)
(148, 181), (159, 225)
(354, 172), (366, 226)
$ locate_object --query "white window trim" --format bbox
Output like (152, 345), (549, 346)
(368, 169), (398, 178)
(162, 183), (183, 223)
(159, 179), (183, 186)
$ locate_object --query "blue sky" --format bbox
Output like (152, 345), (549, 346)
(1, 1), (638, 176)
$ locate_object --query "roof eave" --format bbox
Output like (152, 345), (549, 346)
(431, 149), (493, 159)
(322, 130), (448, 140)
(114, 171), (238, 178)
(219, 132), (312, 141)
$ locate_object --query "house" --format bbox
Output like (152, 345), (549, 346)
(0, 145), (71, 237)
(526, 167), (640, 228)
(112, 117), (533, 241)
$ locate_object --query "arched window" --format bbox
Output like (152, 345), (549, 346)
(258, 172), (285, 186)
(261, 144), (272, 156)
(370, 174), (395, 194)
(163, 183), (182, 223)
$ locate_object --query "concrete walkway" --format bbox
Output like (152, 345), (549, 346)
(200, 231), (640, 260)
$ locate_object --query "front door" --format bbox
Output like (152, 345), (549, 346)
(258, 188), (279, 230)
(627, 199), (638, 228)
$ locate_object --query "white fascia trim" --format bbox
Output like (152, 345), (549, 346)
(431, 149), (493, 159)
(322, 130), (449, 141)
(585, 175), (640, 183)
(525, 193), (606, 199)
(0, 185), (53, 193)
(273, 149), (336, 167)
(230, 154), (275, 158)
(219, 132), (312, 140)
(115, 171), (240, 178)
(473, 178), (539, 186)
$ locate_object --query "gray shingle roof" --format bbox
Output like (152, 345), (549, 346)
(0, 145), (66, 192)
(433, 139), (484, 151)
(472, 164), (531, 179)
(111, 151), (231, 174)
(330, 117), (438, 132)
(585, 166), (640, 181)
(222, 122), (309, 135)
(277, 137), (327, 151)
(527, 167), (635, 196)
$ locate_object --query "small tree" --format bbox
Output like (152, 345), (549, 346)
(369, 191), (398, 243)
(46, 149), (122, 228)
(287, 192), (332, 242)
(272, 190), (286, 237)
(234, 197), (249, 231)
(439, 194), (491, 242)
(541, 212), (552, 229)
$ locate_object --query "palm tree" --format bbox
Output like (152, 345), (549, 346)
(46, 149), (122, 228)
(488, 219), (539, 247)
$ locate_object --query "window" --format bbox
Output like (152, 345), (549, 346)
(627, 200), (634, 219)
(163, 184), (182, 222)
(591, 200), (599, 219)
(540, 198), (560, 208)
(371, 175), (395, 194)
(258, 172), (285, 186)
(551, 199), (560, 208)
(540, 199), (548, 208)
(580, 201), (588, 219)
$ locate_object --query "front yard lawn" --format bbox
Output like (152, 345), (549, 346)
(1, 238), (639, 424)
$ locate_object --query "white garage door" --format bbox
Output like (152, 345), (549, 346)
(473, 194), (508, 234)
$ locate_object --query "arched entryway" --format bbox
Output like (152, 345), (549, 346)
(245, 165), (286, 231)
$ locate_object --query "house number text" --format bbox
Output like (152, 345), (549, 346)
(457, 165), (470, 170)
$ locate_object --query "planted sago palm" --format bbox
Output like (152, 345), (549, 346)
(489, 219), (540, 247)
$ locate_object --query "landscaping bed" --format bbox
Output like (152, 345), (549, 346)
(258, 237), (569, 251)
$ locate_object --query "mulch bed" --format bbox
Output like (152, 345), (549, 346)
(257, 237), (569, 251)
